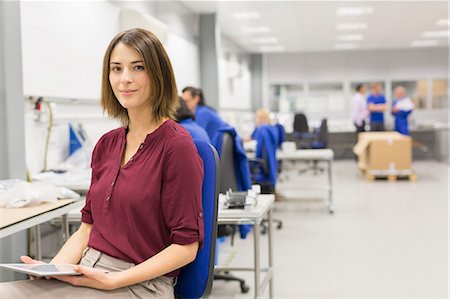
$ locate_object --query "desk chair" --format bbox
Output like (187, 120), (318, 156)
(298, 118), (329, 175)
(213, 131), (250, 294)
(175, 140), (219, 299)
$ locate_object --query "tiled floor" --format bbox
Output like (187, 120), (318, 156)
(211, 160), (449, 299)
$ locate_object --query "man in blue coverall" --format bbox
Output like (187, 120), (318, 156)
(392, 86), (414, 135)
(367, 82), (387, 131)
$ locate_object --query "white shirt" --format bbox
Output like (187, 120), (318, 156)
(351, 92), (368, 126)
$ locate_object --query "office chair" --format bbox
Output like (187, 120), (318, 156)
(298, 118), (329, 175)
(250, 125), (283, 233)
(293, 113), (316, 149)
(175, 140), (219, 299)
(213, 131), (251, 294)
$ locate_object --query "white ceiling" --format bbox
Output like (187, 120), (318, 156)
(181, 1), (449, 53)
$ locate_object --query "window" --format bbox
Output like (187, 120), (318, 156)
(432, 79), (448, 109)
(269, 84), (304, 113)
(308, 82), (346, 113)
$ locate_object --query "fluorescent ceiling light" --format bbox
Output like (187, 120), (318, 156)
(336, 34), (363, 41)
(422, 30), (449, 38)
(334, 43), (359, 50)
(252, 37), (278, 44)
(411, 40), (439, 47)
(243, 26), (271, 34)
(436, 19), (450, 26)
(232, 11), (260, 20)
(260, 45), (284, 52)
(336, 7), (374, 16)
(336, 23), (367, 30)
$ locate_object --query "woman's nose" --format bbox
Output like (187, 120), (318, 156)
(120, 69), (133, 84)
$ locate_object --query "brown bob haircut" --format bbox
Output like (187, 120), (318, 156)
(101, 28), (178, 125)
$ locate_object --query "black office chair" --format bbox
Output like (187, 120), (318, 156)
(298, 118), (329, 174)
(293, 113), (309, 134)
(214, 132), (250, 294)
(293, 113), (316, 149)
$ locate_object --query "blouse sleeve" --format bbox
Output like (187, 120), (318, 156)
(80, 139), (102, 224)
(161, 135), (204, 248)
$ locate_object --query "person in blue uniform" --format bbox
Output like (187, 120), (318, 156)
(392, 86), (414, 135)
(367, 82), (387, 131)
(174, 98), (210, 143)
(181, 86), (227, 141)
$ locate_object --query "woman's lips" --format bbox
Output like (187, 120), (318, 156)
(120, 90), (137, 96)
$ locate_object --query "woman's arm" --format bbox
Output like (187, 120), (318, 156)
(62, 241), (199, 290)
(51, 222), (92, 264)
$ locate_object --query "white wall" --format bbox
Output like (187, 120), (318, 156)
(218, 35), (252, 110)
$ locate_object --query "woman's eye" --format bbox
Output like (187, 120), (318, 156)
(111, 66), (121, 72)
(135, 65), (145, 71)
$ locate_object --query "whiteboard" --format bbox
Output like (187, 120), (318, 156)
(20, 1), (120, 100)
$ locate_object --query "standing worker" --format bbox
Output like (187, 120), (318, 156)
(367, 82), (387, 131)
(392, 86), (414, 135)
(351, 84), (368, 134)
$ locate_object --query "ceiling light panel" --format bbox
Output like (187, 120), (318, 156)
(336, 34), (363, 41)
(259, 45), (284, 52)
(336, 7), (374, 16)
(243, 26), (271, 34)
(336, 23), (368, 30)
(232, 11), (261, 20)
(436, 19), (450, 26)
(252, 37), (278, 44)
(334, 43), (359, 50)
(411, 40), (439, 47)
(422, 31), (449, 38)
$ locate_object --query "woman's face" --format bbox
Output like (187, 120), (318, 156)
(109, 42), (151, 112)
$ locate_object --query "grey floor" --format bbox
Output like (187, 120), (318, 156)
(211, 160), (449, 299)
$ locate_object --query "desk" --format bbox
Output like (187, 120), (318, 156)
(278, 149), (334, 213)
(215, 194), (275, 299)
(0, 199), (84, 259)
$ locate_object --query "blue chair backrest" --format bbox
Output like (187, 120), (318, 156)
(254, 125), (278, 185)
(174, 141), (220, 299)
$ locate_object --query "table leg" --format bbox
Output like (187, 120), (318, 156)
(254, 220), (261, 298)
(268, 209), (274, 299)
(33, 225), (42, 260)
(328, 160), (334, 213)
(61, 214), (69, 242)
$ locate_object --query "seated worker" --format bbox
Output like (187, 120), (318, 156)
(392, 85), (414, 135)
(0, 28), (204, 298)
(250, 108), (271, 140)
(181, 86), (227, 141)
(174, 97), (210, 143)
(367, 82), (387, 131)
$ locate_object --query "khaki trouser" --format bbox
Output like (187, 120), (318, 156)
(0, 247), (174, 299)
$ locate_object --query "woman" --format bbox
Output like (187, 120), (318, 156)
(1, 28), (204, 298)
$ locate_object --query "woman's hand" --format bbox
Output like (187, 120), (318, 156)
(55, 265), (121, 290)
(20, 255), (49, 280)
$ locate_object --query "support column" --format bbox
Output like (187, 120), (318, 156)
(0, 0), (28, 282)
(199, 14), (220, 110)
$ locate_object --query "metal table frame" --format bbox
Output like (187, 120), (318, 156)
(215, 195), (275, 299)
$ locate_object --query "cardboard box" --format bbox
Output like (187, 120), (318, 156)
(353, 132), (412, 173)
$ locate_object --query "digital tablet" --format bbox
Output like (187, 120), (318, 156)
(0, 263), (82, 277)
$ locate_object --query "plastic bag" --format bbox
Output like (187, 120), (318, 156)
(0, 180), (80, 208)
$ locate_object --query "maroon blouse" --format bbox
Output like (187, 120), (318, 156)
(81, 119), (204, 277)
